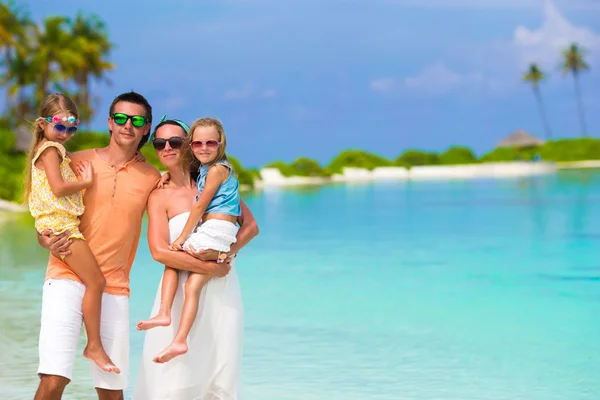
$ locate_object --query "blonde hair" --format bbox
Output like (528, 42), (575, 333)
(182, 117), (229, 176)
(23, 93), (79, 203)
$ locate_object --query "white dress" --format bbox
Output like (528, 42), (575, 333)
(133, 212), (244, 400)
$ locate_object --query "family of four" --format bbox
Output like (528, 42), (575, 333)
(26, 91), (259, 400)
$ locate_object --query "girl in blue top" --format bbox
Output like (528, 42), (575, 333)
(145, 117), (241, 363)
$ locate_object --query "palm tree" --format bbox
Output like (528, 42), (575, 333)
(0, 1), (31, 114)
(31, 16), (85, 107)
(561, 43), (590, 137)
(523, 63), (553, 140)
(70, 13), (114, 123)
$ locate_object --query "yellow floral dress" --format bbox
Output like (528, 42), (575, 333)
(29, 141), (85, 240)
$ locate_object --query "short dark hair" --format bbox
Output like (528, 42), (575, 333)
(108, 91), (153, 150)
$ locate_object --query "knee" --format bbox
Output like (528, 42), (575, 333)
(88, 274), (106, 291)
(38, 374), (69, 395)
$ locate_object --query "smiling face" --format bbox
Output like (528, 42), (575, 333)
(190, 125), (221, 165)
(154, 123), (187, 169)
(108, 101), (150, 150)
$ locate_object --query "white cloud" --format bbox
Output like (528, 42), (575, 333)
(513, 1), (600, 68)
(403, 63), (484, 93)
(370, 78), (397, 94)
(223, 83), (277, 101)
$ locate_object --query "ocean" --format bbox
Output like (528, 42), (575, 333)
(1, 170), (599, 399)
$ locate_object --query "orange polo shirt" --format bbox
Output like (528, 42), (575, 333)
(45, 149), (161, 296)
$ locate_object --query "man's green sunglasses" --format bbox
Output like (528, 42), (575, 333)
(111, 113), (149, 127)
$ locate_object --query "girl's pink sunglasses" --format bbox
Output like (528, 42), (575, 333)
(190, 140), (220, 152)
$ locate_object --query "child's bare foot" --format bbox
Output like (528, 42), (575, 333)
(83, 345), (120, 374)
(153, 342), (188, 363)
(136, 315), (171, 331)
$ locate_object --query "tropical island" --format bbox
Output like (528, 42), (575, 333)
(0, 3), (597, 206)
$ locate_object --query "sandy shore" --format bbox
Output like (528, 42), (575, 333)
(258, 162), (557, 187)
(555, 160), (600, 169)
(1, 162), (598, 211)
(0, 199), (26, 213)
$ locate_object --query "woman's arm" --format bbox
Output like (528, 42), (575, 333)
(230, 198), (259, 254)
(147, 189), (231, 276)
(38, 148), (92, 197)
(189, 198), (259, 261)
(171, 166), (228, 248)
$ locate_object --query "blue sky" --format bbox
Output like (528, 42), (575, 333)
(18, 0), (600, 167)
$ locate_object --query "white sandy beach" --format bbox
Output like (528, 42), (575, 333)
(0, 199), (26, 213)
(258, 162), (559, 187)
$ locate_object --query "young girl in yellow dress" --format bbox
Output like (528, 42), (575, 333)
(25, 93), (119, 374)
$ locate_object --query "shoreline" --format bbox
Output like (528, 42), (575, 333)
(0, 199), (26, 214)
(2, 161), (600, 212)
(257, 160), (600, 188)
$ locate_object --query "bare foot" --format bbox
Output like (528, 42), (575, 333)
(136, 315), (171, 331)
(153, 342), (188, 364)
(83, 345), (120, 374)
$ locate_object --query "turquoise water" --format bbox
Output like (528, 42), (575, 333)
(1, 171), (600, 399)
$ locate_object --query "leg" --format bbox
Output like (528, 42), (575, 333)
(154, 272), (211, 363)
(36, 279), (84, 399)
(91, 294), (129, 395)
(96, 388), (124, 400)
(34, 375), (70, 400)
(136, 266), (178, 330)
(63, 239), (119, 374)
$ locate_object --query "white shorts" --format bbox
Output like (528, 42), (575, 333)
(184, 219), (239, 253)
(37, 279), (130, 390)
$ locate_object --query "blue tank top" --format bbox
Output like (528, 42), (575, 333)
(196, 159), (241, 217)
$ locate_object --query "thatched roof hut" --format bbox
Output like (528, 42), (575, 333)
(497, 130), (544, 148)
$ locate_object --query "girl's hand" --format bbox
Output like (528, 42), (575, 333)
(157, 172), (171, 188)
(169, 237), (186, 251)
(76, 161), (94, 188)
(134, 152), (146, 163)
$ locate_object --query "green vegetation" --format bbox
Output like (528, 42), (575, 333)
(325, 150), (393, 174)
(265, 157), (329, 177)
(0, 130), (26, 202)
(1, 2), (113, 134)
(4, 136), (600, 202)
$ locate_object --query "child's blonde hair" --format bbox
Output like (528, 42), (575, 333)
(24, 93), (79, 203)
(182, 117), (229, 175)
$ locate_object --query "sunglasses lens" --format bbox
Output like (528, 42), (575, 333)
(113, 113), (127, 125)
(53, 124), (67, 133)
(131, 116), (146, 127)
(168, 137), (183, 149)
(152, 139), (166, 150)
(66, 127), (78, 135)
(206, 140), (219, 150)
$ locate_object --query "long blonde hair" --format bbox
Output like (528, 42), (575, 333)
(23, 93), (79, 203)
(182, 117), (229, 178)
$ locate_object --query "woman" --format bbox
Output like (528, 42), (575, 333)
(133, 116), (258, 399)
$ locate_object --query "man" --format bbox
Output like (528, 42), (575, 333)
(34, 92), (253, 400)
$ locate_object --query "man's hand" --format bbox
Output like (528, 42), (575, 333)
(211, 260), (231, 277)
(186, 248), (219, 261)
(39, 230), (72, 258)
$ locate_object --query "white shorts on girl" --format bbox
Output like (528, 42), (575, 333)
(184, 219), (239, 253)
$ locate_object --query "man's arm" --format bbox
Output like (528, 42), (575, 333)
(146, 189), (230, 277)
